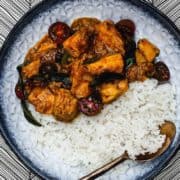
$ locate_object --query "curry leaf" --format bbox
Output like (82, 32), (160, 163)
(61, 51), (70, 64)
(17, 65), (41, 127)
(83, 56), (100, 65)
(21, 101), (42, 127)
(90, 73), (125, 87)
(126, 58), (135, 69)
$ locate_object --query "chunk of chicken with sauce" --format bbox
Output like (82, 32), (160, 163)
(136, 39), (160, 65)
(94, 21), (125, 56)
(127, 63), (155, 82)
(53, 89), (78, 122)
(63, 28), (93, 58)
(28, 87), (78, 122)
(25, 35), (57, 63)
(22, 60), (40, 78)
(71, 60), (92, 99)
(28, 87), (55, 114)
(22, 35), (58, 78)
(87, 54), (124, 75)
(99, 79), (128, 104)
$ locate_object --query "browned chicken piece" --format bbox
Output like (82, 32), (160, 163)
(28, 86), (78, 122)
(28, 87), (55, 114)
(87, 54), (124, 75)
(71, 17), (101, 31)
(53, 89), (78, 122)
(25, 35), (57, 63)
(99, 79), (128, 104)
(63, 28), (93, 58)
(71, 60), (93, 99)
(135, 49), (147, 65)
(136, 39), (160, 65)
(22, 60), (40, 78)
(127, 63), (155, 82)
(94, 21), (125, 56)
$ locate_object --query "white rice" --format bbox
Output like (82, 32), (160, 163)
(33, 79), (176, 168)
(0, 0), (180, 179)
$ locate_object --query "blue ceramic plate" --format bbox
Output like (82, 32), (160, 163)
(0, 0), (180, 179)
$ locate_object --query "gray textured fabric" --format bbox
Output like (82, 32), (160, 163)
(0, 0), (180, 179)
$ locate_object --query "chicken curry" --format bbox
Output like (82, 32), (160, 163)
(15, 17), (170, 126)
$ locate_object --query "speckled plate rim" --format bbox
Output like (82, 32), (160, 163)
(0, 0), (180, 179)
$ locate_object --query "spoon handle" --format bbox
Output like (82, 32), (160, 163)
(80, 152), (129, 180)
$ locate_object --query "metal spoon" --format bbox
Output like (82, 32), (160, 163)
(80, 121), (176, 180)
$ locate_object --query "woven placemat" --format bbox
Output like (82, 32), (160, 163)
(0, 0), (180, 179)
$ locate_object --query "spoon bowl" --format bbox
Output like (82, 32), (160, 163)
(136, 121), (176, 161)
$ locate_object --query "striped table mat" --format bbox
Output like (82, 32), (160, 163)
(0, 0), (180, 179)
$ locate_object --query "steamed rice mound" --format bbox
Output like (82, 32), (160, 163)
(36, 79), (176, 171)
(1, 0), (178, 179)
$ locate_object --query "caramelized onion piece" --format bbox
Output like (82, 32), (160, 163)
(48, 22), (71, 44)
(153, 61), (170, 82)
(78, 91), (103, 116)
(115, 19), (136, 37)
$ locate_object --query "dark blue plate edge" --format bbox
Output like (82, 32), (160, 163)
(0, 0), (179, 180)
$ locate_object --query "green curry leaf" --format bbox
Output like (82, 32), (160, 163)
(21, 101), (42, 127)
(17, 65), (42, 127)
(126, 58), (135, 69)
(61, 51), (70, 64)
